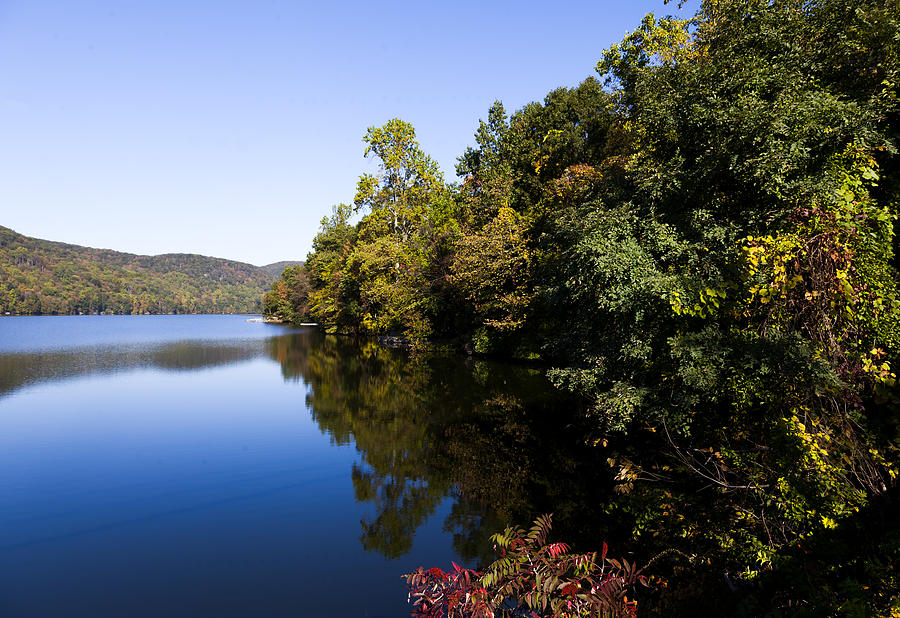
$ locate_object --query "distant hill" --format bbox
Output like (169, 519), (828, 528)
(0, 225), (284, 315)
(259, 260), (304, 279)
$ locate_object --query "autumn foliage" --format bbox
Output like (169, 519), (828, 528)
(404, 515), (646, 617)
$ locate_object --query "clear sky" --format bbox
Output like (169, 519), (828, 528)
(0, 0), (697, 266)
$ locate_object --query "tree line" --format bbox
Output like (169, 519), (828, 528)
(266, 0), (899, 613)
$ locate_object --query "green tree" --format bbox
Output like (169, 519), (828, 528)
(263, 264), (310, 323)
(354, 118), (448, 255)
(456, 101), (515, 228)
(451, 207), (532, 347)
(348, 119), (451, 340)
(305, 203), (360, 332)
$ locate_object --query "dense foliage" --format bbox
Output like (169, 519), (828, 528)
(262, 264), (310, 323)
(0, 225), (282, 315)
(266, 0), (900, 613)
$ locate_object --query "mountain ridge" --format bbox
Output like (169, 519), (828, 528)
(0, 225), (300, 315)
(259, 260), (304, 279)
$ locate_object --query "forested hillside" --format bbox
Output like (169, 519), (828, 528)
(267, 0), (900, 613)
(0, 225), (279, 315)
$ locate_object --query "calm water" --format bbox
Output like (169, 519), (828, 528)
(0, 316), (606, 617)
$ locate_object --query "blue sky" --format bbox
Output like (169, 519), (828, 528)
(0, 0), (697, 266)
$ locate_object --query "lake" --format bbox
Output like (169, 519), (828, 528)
(0, 315), (609, 617)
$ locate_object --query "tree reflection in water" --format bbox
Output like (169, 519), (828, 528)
(265, 331), (612, 564)
(0, 339), (267, 398)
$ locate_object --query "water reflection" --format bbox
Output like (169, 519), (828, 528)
(266, 333), (613, 564)
(1, 324), (614, 569)
(0, 339), (268, 398)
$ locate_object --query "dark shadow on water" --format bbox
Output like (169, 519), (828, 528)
(265, 332), (615, 565)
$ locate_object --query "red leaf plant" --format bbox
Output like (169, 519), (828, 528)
(403, 514), (648, 617)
